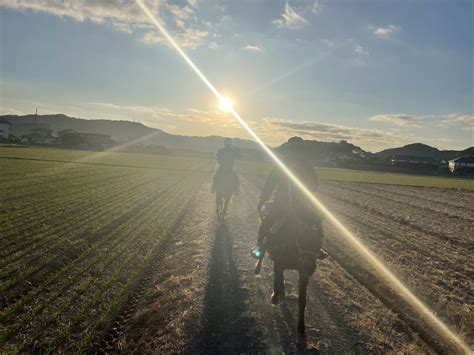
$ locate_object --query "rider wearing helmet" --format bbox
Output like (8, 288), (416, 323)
(257, 136), (326, 263)
(212, 137), (241, 195)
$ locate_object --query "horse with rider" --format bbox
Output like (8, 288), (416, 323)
(254, 136), (327, 346)
(211, 138), (240, 221)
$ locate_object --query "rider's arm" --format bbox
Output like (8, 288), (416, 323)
(258, 167), (277, 211)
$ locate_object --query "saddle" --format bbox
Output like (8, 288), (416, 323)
(259, 201), (323, 269)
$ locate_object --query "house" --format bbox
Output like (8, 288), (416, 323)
(0, 121), (11, 139)
(448, 156), (474, 174)
(388, 155), (437, 169)
(21, 127), (59, 145)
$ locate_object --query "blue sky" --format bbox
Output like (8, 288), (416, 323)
(0, 0), (472, 151)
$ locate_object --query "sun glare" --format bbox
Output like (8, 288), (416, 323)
(135, 1), (471, 352)
(219, 97), (234, 112)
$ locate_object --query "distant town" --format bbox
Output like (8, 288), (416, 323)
(1, 113), (473, 177)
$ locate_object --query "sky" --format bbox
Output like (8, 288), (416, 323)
(0, 0), (472, 152)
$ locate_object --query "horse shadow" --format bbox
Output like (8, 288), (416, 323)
(194, 224), (266, 354)
(267, 289), (321, 354)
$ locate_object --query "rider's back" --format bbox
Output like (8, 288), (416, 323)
(217, 147), (239, 171)
(262, 156), (320, 224)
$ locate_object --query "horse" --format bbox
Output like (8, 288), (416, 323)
(258, 201), (323, 346)
(213, 168), (239, 221)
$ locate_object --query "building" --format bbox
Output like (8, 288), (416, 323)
(448, 156), (474, 174)
(21, 127), (59, 145)
(0, 121), (11, 139)
(388, 155), (437, 169)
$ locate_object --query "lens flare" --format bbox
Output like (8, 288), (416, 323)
(219, 97), (234, 112)
(135, 1), (471, 353)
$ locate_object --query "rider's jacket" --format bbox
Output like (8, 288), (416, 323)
(217, 147), (240, 171)
(259, 155), (321, 225)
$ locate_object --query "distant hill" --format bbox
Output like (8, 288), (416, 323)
(376, 143), (474, 161)
(273, 139), (369, 164)
(1, 114), (258, 154)
(2, 114), (472, 161)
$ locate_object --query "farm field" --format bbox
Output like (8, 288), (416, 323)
(2, 146), (473, 189)
(0, 148), (211, 352)
(1, 147), (473, 353)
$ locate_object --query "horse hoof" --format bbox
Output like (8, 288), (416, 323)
(296, 327), (306, 350)
(271, 292), (280, 305)
(297, 323), (306, 336)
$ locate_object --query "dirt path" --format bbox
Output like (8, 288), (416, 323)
(105, 177), (429, 354)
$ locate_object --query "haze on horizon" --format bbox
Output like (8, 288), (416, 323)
(0, 0), (472, 152)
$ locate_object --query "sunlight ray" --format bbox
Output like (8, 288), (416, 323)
(135, 1), (471, 352)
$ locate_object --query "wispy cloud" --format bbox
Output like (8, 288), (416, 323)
(370, 24), (400, 39)
(440, 114), (474, 131)
(85, 102), (420, 150)
(0, 0), (150, 33)
(241, 44), (263, 53)
(0, 106), (25, 115)
(0, 0), (211, 49)
(273, 3), (308, 30)
(141, 27), (208, 48)
(311, 0), (322, 15)
(208, 41), (219, 49)
(370, 113), (474, 131)
(370, 114), (423, 127)
(354, 44), (369, 57)
(258, 117), (419, 150)
(353, 44), (369, 65)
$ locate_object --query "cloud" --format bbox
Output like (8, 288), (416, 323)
(370, 113), (474, 131)
(0, 0), (150, 30)
(440, 114), (474, 131)
(273, 3), (308, 30)
(370, 114), (423, 127)
(352, 44), (369, 65)
(145, 26), (207, 49)
(258, 117), (421, 150)
(0, 106), (25, 115)
(354, 44), (369, 57)
(311, 1), (322, 14)
(87, 102), (242, 130)
(187, 0), (198, 8)
(0, 0), (211, 49)
(370, 24), (400, 39)
(208, 41), (219, 49)
(4, 96), (467, 151)
(321, 38), (335, 48)
(241, 44), (263, 53)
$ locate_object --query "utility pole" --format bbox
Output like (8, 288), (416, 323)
(35, 108), (38, 127)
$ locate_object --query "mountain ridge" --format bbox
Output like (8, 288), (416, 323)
(376, 143), (474, 161)
(2, 114), (472, 159)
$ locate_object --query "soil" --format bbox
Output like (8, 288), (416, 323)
(104, 178), (433, 354)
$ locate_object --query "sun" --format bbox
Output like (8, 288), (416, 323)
(219, 96), (234, 112)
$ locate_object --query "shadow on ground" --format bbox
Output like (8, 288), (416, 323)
(193, 223), (266, 353)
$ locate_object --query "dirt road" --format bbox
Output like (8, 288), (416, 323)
(103, 177), (431, 354)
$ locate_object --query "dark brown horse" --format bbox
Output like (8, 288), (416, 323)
(258, 204), (323, 346)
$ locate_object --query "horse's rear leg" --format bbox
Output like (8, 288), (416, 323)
(271, 263), (285, 305)
(216, 194), (223, 220)
(297, 271), (309, 335)
(222, 195), (231, 217)
(297, 255), (316, 341)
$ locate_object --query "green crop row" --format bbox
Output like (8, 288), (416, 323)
(0, 152), (209, 352)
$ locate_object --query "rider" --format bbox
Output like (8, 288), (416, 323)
(256, 136), (327, 260)
(212, 138), (241, 195)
